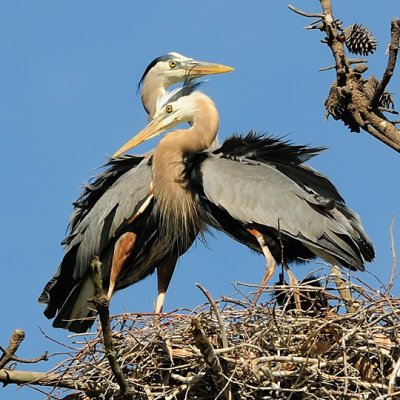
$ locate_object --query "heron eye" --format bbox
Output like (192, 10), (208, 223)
(166, 105), (173, 113)
(169, 60), (177, 69)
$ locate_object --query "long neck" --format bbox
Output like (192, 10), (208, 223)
(152, 94), (219, 249)
(141, 73), (166, 118)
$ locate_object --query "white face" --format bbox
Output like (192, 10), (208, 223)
(154, 91), (199, 131)
(154, 53), (194, 84)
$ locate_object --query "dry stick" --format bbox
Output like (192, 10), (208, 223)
(352, 109), (400, 151)
(195, 284), (233, 399)
(0, 330), (25, 369)
(90, 257), (132, 399)
(191, 318), (231, 400)
(387, 215), (397, 294)
(371, 19), (400, 108)
(341, 335), (349, 395)
(0, 330), (48, 371)
(388, 356), (400, 397)
(287, 4), (323, 19)
(376, 391), (400, 400)
(196, 284), (229, 349)
(331, 265), (358, 313)
(0, 369), (102, 394)
(165, 373), (205, 400)
(0, 331), (100, 394)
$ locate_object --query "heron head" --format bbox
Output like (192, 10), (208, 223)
(139, 52), (234, 89)
(113, 82), (204, 157)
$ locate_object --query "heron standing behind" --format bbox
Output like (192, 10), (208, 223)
(38, 54), (233, 332)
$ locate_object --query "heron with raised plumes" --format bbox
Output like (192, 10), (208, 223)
(113, 81), (375, 305)
(38, 53), (233, 332)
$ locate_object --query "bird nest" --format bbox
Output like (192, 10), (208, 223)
(48, 275), (399, 399)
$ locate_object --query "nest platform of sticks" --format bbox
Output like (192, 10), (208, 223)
(39, 274), (400, 400)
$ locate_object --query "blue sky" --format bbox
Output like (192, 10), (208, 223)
(1, 2), (399, 398)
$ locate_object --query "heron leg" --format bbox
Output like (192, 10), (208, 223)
(155, 253), (178, 314)
(331, 265), (358, 313)
(247, 229), (277, 304)
(107, 232), (137, 299)
(107, 194), (153, 299)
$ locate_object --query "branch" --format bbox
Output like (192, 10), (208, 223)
(330, 265), (358, 313)
(90, 257), (132, 399)
(290, 0), (400, 152)
(387, 215), (398, 295)
(0, 330), (48, 370)
(288, 4), (323, 18)
(0, 330), (25, 369)
(196, 284), (229, 349)
(191, 318), (231, 400)
(371, 19), (400, 108)
(0, 369), (102, 394)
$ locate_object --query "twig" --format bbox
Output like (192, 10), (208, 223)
(191, 318), (230, 400)
(39, 327), (78, 351)
(0, 330), (48, 371)
(379, 108), (399, 115)
(376, 391), (400, 400)
(288, 4), (323, 18)
(341, 335), (348, 395)
(388, 356), (400, 397)
(196, 284), (229, 349)
(331, 265), (358, 313)
(252, 355), (320, 365)
(371, 19), (400, 108)
(320, 65), (337, 72)
(164, 372), (205, 400)
(90, 257), (132, 399)
(0, 330), (26, 369)
(387, 215), (397, 294)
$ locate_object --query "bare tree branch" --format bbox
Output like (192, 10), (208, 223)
(196, 283), (229, 349)
(387, 215), (398, 295)
(0, 369), (102, 394)
(371, 19), (400, 108)
(290, 0), (400, 152)
(0, 330), (48, 371)
(89, 257), (132, 399)
(288, 4), (323, 18)
(191, 318), (231, 400)
(0, 330), (25, 369)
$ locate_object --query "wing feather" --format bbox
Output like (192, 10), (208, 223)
(197, 154), (373, 269)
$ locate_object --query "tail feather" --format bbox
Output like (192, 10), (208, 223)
(311, 202), (374, 270)
(52, 276), (97, 333)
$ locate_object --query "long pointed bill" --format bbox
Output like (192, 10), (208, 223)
(187, 61), (234, 77)
(113, 116), (174, 158)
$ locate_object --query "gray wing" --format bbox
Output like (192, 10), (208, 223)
(66, 158), (153, 279)
(38, 157), (154, 331)
(199, 155), (374, 269)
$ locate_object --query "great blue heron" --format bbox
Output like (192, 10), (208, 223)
(113, 82), (375, 305)
(38, 53), (233, 333)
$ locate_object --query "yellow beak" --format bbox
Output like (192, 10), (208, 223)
(186, 61), (234, 77)
(113, 117), (171, 158)
(112, 61), (233, 158)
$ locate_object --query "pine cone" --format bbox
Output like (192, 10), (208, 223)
(343, 24), (377, 56)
